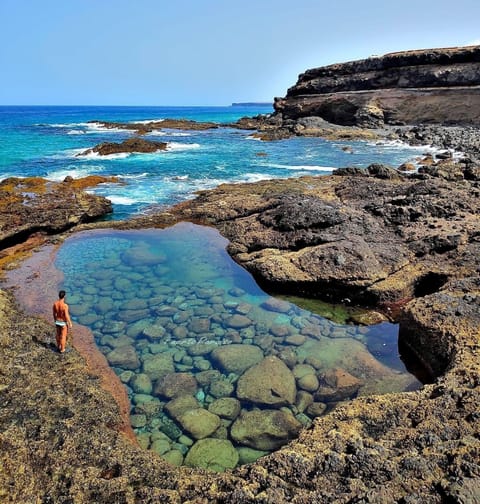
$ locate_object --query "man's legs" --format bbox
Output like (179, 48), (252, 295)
(56, 325), (67, 353)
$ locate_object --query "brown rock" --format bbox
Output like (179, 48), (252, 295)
(153, 372), (198, 399)
(236, 356), (297, 406)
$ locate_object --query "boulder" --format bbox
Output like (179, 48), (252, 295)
(153, 372), (198, 399)
(130, 373), (153, 395)
(210, 344), (264, 374)
(236, 356), (296, 406)
(177, 408), (221, 440)
(164, 395), (201, 422)
(315, 368), (362, 402)
(208, 398), (241, 420)
(184, 438), (239, 471)
(142, 353), (175, 381)
(224, 314), (253, 329)
(106, 346), (140, 370)
(231, 409), (302, 450)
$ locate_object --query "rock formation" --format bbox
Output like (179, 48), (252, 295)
(274, 45), (480, 127)
(78, 137), (167, 156)
(0, 176), (112, 251)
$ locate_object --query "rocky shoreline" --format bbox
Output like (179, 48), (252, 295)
(1, 137), (479, 501)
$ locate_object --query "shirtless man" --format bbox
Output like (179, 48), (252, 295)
(52, 290), (73, 353)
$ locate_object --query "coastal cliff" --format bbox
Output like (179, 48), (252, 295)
(274, 45), (480, 126)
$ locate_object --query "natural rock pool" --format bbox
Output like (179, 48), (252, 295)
(46, 223), (420, 470)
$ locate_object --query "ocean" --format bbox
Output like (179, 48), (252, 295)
(0, 105), (434, 220)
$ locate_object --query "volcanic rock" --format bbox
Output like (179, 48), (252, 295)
(230, 409), (302, 450)
(236, 356), (297, 406)
(78, 137), (167, 156)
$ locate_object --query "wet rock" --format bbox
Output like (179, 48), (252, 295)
(297, 374), (320, 393)
(162, 450), (184, 466)
(208, 398), (241, 420)
(295, 390), (314, 413)
(210, 344), (264, 374)
(106, 345), (140, 370)
(188, 317), (211, 334)
(305, 401), (328, 417)
(130, 414), (147, 428)
(150, 439), (171, 455)
(315, 368), (362, 402)
(130, 373), (153, 395)
(164, 395), (201, 422)
(79, 137), (168, 156)
(142, 324), (166, 341)
(178, 409), (221, 440)
(261, 298), (291, 313)
(236, 356), (297, 406)
(237, 447), (269, 465)
(231, 409), (302, 450)
(153, 372), (198, 399)
(208, 378), (234, 399)
(269, 324), (292, 337)
(224, 314), (253, 329)
(142, 353), (175, 380)
(184, 438), (239, 471)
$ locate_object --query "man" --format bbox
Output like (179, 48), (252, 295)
(52, 290), (73, 353)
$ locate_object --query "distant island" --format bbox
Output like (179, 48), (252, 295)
(231, 102), (272, 107)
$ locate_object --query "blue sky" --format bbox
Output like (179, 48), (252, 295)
(1, 0), (479, 106)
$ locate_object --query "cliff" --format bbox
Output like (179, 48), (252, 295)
(274, 45), (480, 127)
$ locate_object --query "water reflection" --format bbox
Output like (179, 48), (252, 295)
(54, 222), (419, 470)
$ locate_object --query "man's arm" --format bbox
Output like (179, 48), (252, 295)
(65, 304), (73, 328)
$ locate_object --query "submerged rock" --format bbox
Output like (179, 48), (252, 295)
(184, 438), (239, 471)
(231, 409), (302, 450)
(236, 356), (297, 406)
(106, 345), (140, 370)
(153, 372), (198, 399)
(177, 409), (221, 440)
(210, 344), (264, 374)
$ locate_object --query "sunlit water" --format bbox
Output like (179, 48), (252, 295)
(0, 105), (438, 220)
(54, 222), (420, 470)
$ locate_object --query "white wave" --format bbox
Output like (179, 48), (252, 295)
(256, 162), (335, 171)
(46, 166), (104, 181)
(67, 130), (85, 135)
(119, 172), (149, 180)
(74, 149), (131, 160)
(0, 173), (23, 182)
(242, 173), (275, 182)
(147, 130), (167, 136)
(166, 142), (201, 151)
(130, 119), (165, 124)
(84, 122), (134, 134)
(105, 195), (138, 205)
(246, 135), (263, 141)
(170, 175), (189, 180)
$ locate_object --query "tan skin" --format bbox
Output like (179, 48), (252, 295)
(53, 292), (72, 353)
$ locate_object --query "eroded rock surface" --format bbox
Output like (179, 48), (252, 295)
(78, 137), (167, 156)
(275, 45), (480, 127)
(0, 176), (112, 251)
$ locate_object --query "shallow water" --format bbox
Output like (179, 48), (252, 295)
(53, 222), (419, 470)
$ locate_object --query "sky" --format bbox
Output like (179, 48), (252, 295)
(0, 0), (479, 106)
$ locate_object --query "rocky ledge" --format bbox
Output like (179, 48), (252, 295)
(78, 137), (168, 156)
(274, 45), (480, 128)
(0, 176), (113, 254)
(89, 118), (219, 134)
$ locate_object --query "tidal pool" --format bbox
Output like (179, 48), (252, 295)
(54, 222), (420, 471)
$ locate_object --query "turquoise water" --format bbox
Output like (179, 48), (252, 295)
(55, 223), (419, 470)
(0, 105), (432, 220)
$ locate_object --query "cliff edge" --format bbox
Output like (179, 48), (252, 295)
(274, 45), (480, 127)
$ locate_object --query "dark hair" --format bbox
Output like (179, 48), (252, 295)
(59, 290), (66, 299)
